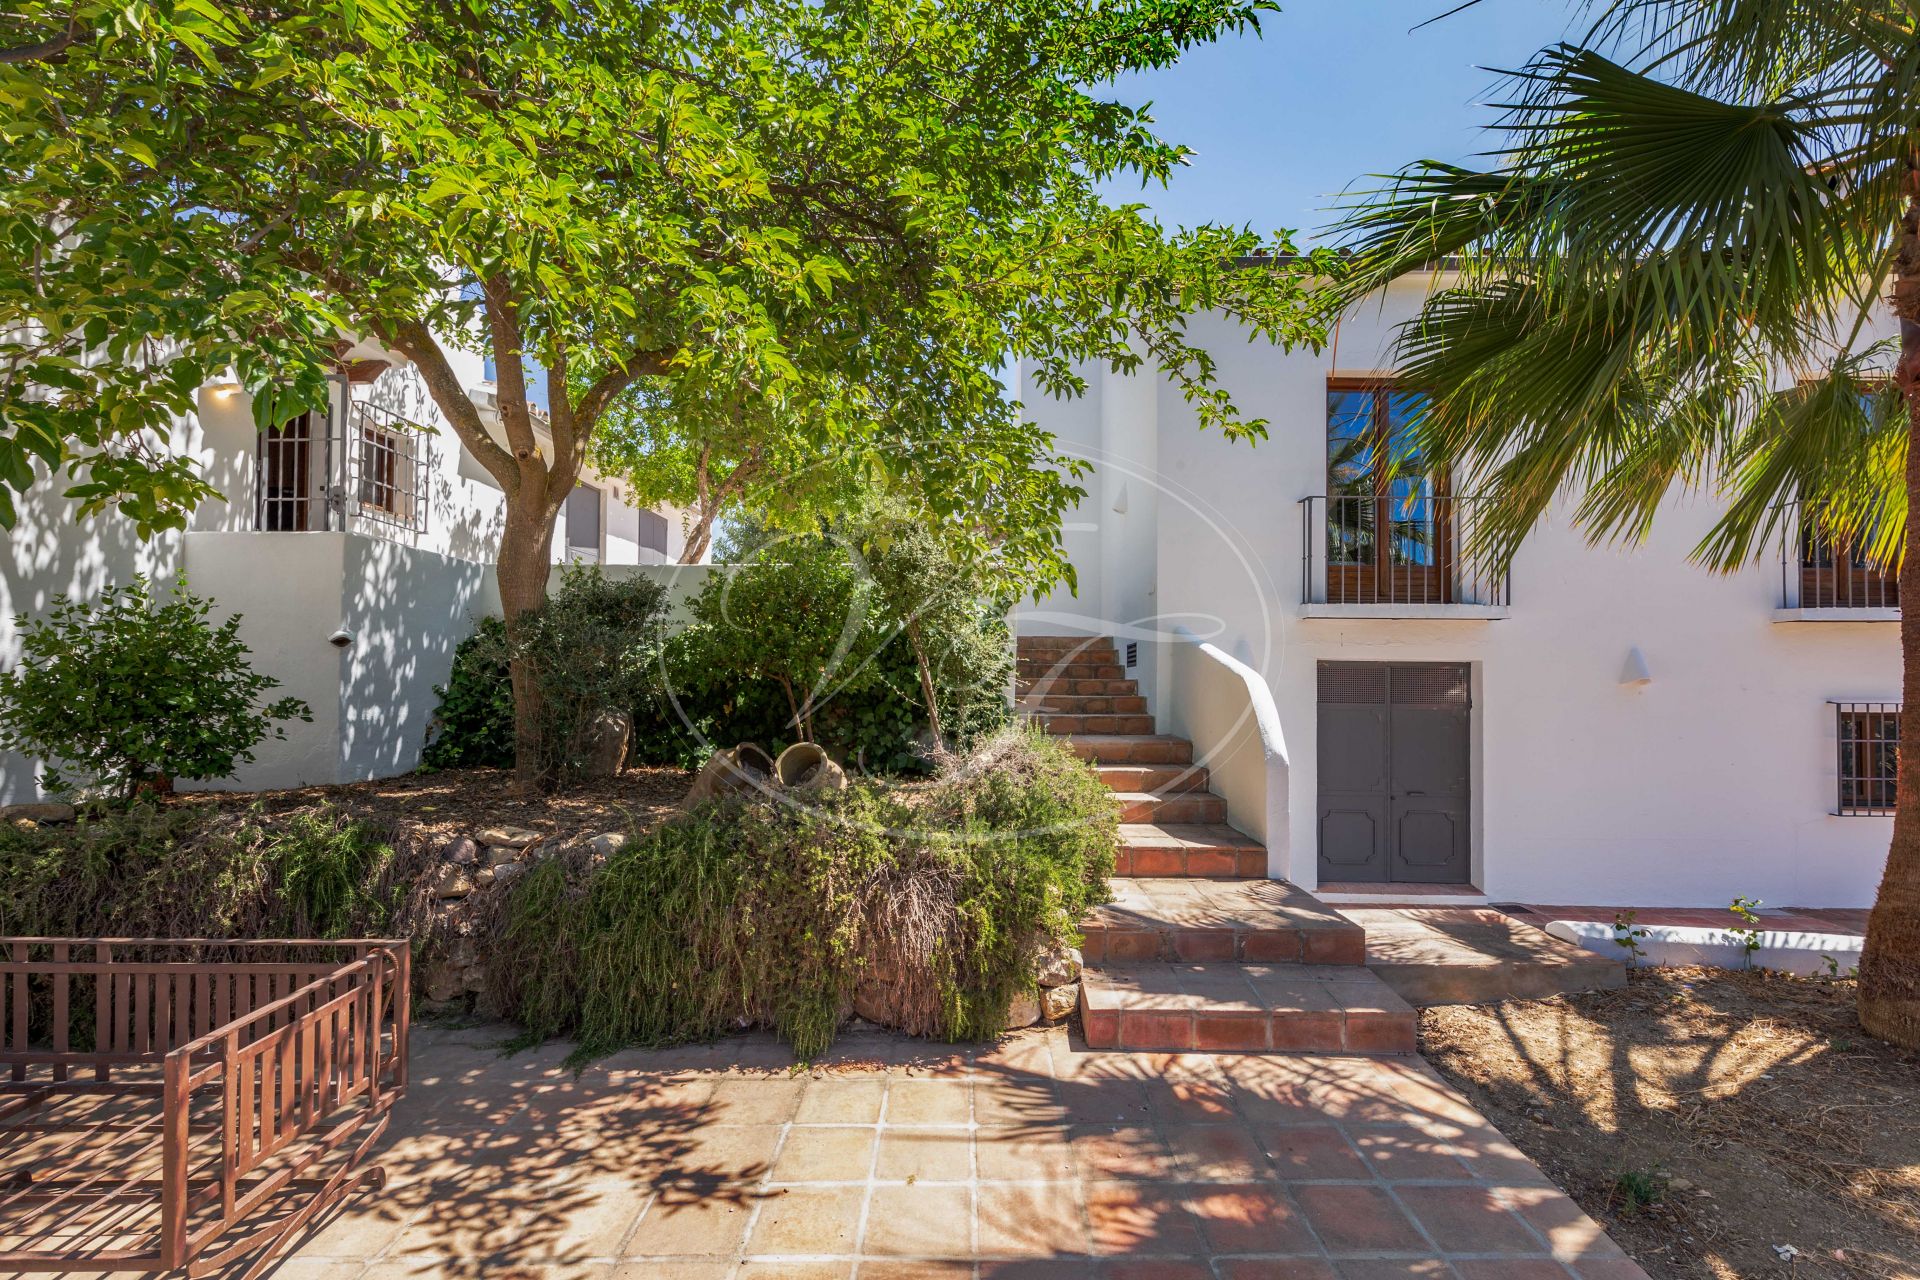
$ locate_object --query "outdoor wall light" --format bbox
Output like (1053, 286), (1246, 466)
(1620, 646), (1653, 688)
(327, 628), (354, 649)
(1111, 483), (1129, 515)
(205, 378), (243, 396)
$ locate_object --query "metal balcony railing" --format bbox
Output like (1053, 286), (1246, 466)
(1300, 494), (1512, 608)
(253, 400), (430, 535)
(1780, 503), (1897, 610)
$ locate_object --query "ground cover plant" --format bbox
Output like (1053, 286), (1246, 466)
(490, 728), (1117, 1059)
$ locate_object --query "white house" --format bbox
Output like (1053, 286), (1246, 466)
(1015, 274), (1901, 909)
(0, 340), (704, 801)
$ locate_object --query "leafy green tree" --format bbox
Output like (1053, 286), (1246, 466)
(2, 0), (1335, 787)
(857, 503), (1015, 754)
(683, 532), (887, 743)
(0, 575), (310, 801)
(1332, 0), (1920, 1046)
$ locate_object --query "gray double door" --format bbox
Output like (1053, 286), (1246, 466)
(1316, 662), (1471, 885)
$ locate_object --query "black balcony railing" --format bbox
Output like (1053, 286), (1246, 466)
(1300, 494), (1511, 608)
(1781, 503), (1897, 611)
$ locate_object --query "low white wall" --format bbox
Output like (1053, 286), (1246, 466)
(180, 532), (350, 791)
(1157, 630), (1292, 878)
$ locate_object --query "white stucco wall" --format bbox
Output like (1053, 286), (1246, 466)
(0, 348), (708, 801)
(1017, 277), (1902, 908)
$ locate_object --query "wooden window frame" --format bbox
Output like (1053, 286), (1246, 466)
(1325, 378), (1456, 605)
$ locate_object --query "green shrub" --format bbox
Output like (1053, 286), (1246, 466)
(421, 617), (515, 770)
(0, 574), (311, 801)
(422, 567), (669, 783)
(0, 801), (411, 940)
(490, 727), (1116, 1060)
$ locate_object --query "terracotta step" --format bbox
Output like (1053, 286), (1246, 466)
(1024, 693), (1149, 714)
(1116, 824), (1266, 878)
(1018, 660), (1127, 681)
(1065, 735), (1193, 765)
(1096, 764), (1208, 793)
(1016, 677), (1140, 697)
(1017, 637), (1118, 661)
(1081, 877), (1366, 965)
(1031, 712), (1156, 735)
(1112, 790), (1228, 824)
(1078, 962), (1417, 1054)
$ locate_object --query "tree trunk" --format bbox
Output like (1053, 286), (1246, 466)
(1860, 196), (1920, 1048)
(497, 504), (556, 794)
(905, 619), (946, 754)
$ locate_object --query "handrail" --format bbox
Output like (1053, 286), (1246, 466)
(1298, 494), (1512, 607)
(1162, 626), (1290, 879)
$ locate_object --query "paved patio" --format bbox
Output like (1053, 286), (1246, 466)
(251, 1021), (1649, 1280)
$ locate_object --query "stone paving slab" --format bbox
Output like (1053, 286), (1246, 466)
(1080, 963), (1416, 1054)
(1084, 879), (1366, 965)
(162, 1021), (1646, 1280)
(1347, 909), (1628, 1007)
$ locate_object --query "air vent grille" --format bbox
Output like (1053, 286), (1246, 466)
(1388, 663), (1471, 708)
(1317, 662), (1388, 705)
(1125, 641), (1138, 668)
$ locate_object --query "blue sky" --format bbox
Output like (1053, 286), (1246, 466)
(1100, 0), (1580, 242)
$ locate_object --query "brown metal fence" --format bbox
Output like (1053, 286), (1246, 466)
(0, 938), (409, 1277)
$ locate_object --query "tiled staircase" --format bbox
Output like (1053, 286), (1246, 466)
(1018, 635), (1417, 1055)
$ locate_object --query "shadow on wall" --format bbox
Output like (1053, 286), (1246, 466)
(0, 458), (187, 803)
(337, 537), (492, 781)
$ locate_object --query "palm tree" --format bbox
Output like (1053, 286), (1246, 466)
(1332, 0), (1920, 1046)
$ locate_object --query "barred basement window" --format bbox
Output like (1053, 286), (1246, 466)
(1835, 702), (1900, 816)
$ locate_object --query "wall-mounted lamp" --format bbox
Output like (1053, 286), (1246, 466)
(1111, 482), (1130, 515)
(205, 378), (243, 396)
(327, 628), (354, 649)
(1620, 646), (1652, 688)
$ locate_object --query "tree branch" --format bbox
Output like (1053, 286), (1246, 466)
(378, 316), (520, 494)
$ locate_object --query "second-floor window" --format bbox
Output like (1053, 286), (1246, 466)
(1326, 380), (1454, 604)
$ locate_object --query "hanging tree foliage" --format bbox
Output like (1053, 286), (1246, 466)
(1, 0), (1337, 785)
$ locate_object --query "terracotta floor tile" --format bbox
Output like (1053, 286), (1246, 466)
(975, 1081), (1070, 1128)
(1262, 1124), (1369, 1181)
(976, 1128), (1077, 1182)
(888, 1080), (974, 1127)
(736, 1264), (854, 1280)
(1083, 1182), (1207, 1257)
(706, 1078), (806, 1126)
(609, 1265), (731, 1280)
(976, 1181), (1091, 1256)
(1145, 1079), (1238, 1125)
(859, 1263), (974, 1280)
(1292, 1184), (1428, 1255)
(620, 1193), (757, 1257)
(1453, 1261), (1579, 1279)
(768, 1126), (877, 1183)
(1347, 1125), (1475, 1183)
(1103, 1263), (1220, 1280)
(1397, 1185), (1541, 1254)
(1215, 1261), (1341, 1279)
(669, 1124), (784, 1185)
(743, 1184), (864, 1254)
(1165, 1124), (1275, 1182)
(1185, 1183), (1319, 1254)
(876, 1127), (974, 1182)
(1334, 1262), (1455, 1279)
(1498, 1188), (1630, 1264)
(793, 1079), (886, 1125)
(862, 1184), (974, 1257)
(1070, 1125), (1179, 1181)
(1062, 1078), (1153, 1124)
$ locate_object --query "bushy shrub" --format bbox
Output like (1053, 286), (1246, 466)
(421, 617), (515, 770)
(630, 520), (1012, 774)
(422, 567), (668, 783)
(0, 574), (310, 801)
(489, 728), (1117, 1059)
(0, 801), (414, 940)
